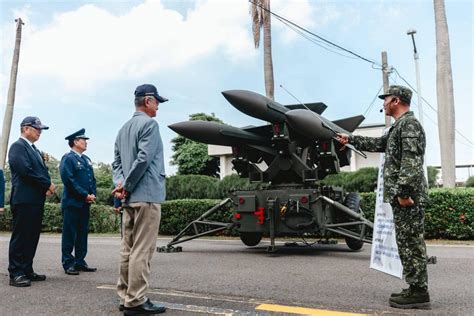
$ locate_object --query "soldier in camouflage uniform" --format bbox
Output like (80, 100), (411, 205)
(336, 85), (430, 309)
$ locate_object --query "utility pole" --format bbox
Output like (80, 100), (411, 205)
(0, 18), (24, 169)
(381, 51), (391, 127)
(407, 29), (428, 182)
(434, 0), (456, 188)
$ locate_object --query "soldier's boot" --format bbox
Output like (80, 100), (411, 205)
(389, 286), (431, 309)
(390, 287), (410, 298)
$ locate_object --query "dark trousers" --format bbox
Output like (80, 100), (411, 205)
(61, 205), (90, 269)
(8, 203), (44, 278)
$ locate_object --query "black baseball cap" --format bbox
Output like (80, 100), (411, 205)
(134, 84), (168, 103)
(20, 116), (49, 130)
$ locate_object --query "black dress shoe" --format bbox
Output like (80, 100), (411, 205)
(123, 299), (166, 315)
(9, 275), (31, 287)
(65, 267), (80, 275)
(75, 265), (97, 272)
(26, 272), (46, 281)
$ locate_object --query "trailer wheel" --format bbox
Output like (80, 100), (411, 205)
(343, 192), (364, 251)
(239, 232), (263, 246)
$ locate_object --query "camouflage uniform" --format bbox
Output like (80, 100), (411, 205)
(350, 107), (429, 291)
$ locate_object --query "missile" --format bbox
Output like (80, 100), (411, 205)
(222, 90), (287, 123)
(168, 121), (270, 147)
(222, 90), (329, 123)
(285, 109), (367, 158)
(285, 109), (343, 141)
(285, 109), (365, 141)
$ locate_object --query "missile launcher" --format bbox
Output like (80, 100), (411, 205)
(160, 90), (373, 253)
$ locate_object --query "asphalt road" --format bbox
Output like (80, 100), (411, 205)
(1, 234), (473, 316)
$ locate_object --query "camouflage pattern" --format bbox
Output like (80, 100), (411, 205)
(350, 110), (428, 290)
(378, 85), (413, 103)
(350, 111), (428, 205)
(392, 203), (428, 290)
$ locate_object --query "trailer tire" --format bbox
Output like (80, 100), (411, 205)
(343, 192), (364, 251)
(239, 232), (263, 247)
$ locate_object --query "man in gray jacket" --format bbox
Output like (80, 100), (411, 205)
(112, 84), (168, 315)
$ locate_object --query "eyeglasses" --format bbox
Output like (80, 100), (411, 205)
(27, 126), (41, 133)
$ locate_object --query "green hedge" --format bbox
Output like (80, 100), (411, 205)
(424, 188), (473, 239)
(323, 168), (378, 192)
(1, 188), (472, 239)
(166, 175), (219, 200)
(0, 203), (120, 233)
(359, 188), (474, 239)
(165, 174), (264, 200)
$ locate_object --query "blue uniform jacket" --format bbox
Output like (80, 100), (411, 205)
(8, 138), (51, 205)
(60, 151), (96, 209)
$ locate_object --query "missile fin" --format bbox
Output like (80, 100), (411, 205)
(285, 102), (327, 114)
(242, 124), (273, 136)
(332, 115), (365, 132)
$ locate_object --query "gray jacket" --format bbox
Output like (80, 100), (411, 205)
(112, 111), (166, 203)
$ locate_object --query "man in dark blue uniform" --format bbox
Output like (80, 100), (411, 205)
(60, 128), (97, 275)
(8, 116), (54, 287)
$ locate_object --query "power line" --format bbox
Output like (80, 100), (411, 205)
(392, 68), (474, 147)
(363, 85), (383, 117)
(250, 1), (473, 149)
(249, 0), (381, 67)
(275, 17), (360, 60)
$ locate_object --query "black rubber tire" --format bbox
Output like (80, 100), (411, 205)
(343, 192), (364, 251)
(239, 232), (263, 247)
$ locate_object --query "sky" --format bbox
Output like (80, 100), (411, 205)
(0, 0), (473, 180)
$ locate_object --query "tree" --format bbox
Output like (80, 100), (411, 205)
(434, 0), (456, 187)
(170, 113), (222, 177)
(250, 0), (274, 100)
(94, 162), (114, 189)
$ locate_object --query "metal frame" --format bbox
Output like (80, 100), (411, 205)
(158, 191), (375, 252)
(157, 198), (235, 252)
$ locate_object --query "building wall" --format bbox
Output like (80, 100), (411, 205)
(208, 145), (234, 180)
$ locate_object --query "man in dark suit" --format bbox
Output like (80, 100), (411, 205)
(60, 129), (97, 275)
(8, 116), (55, 287)
(0, 169), (5, 213)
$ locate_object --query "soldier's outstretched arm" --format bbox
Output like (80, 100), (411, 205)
(349, 133), (388, 153)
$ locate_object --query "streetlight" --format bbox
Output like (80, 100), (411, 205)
(406, 29), (424, 127)
(407, 29), (428, 181)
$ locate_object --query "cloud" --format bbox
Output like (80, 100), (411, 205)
(271, 0), (315, 43)
(5, 0), (256, 91)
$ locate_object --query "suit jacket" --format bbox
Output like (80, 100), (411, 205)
(8, 138), (51, 206)
(0, 169), (5, 208)
(60, 151), (97, 209)
(112, 111), (166, 203)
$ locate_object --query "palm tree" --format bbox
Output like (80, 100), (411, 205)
(434, 0), (456, 187)
(0, 18), (24, 169)
(250, 0), (274, 100)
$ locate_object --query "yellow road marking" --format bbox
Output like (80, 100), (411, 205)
(256, 304), (370, 316)
(99, 285), (371, 315)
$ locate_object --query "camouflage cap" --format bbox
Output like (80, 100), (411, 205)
(378, 85), (412, 103)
